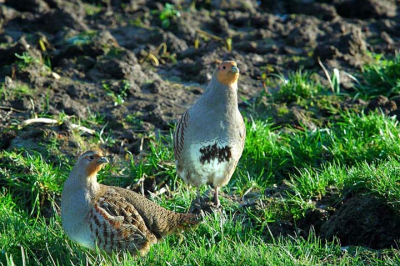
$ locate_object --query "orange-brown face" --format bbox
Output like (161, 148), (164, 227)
(79, 150), (109, 177)
(216, 61), (240, 86)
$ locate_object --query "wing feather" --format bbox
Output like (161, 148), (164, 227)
(86, 188), (157, 254)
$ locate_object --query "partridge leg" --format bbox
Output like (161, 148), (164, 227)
(197, 187), (202, 205)
(214, 187), (220, 207)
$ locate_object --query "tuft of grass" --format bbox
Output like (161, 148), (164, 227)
(83, 3), (102, 16)
(318, 59), (341, 95)
(15, 52), (37, 69)
(15, 52), (52, 76)
(236, 118), (287, 187)
(354, 54), (400, 99)
(157, 3), (181, 29)
(286, 158), (400, 218)
(237, 111), (400, 188)
(124, 133), (188, 209)
(102, 80), (130, 106)
(0, 151), (67, 217)
(128, 134), (176, 184)
(273, 69), (323, 103)
(1, 83), (32, 101)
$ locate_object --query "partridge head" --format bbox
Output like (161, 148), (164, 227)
(215, 60), (240, 86)
(61, 150), (201, 255)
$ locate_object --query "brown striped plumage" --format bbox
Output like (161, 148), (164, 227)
(61, 150), (201, 255)
(174, 110), (190, 160)
(173, 61), (246, 207)
(86, 187), (156, 254)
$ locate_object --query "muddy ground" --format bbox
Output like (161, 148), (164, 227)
(1, 0), (400, 250)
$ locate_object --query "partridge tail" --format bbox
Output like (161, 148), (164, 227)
(177, 213), (203, 230)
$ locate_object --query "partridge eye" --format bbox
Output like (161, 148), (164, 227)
(222, 66), (226, 70)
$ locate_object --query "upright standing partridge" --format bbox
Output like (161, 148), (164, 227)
(61, 150), (201, 255)
(174, 60), (246, 207)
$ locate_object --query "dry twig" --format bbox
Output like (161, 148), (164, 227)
(20, 118), (95, 135)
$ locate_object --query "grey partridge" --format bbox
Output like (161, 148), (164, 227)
(174, 60), (246, 207)
(61, 150), (201, 255)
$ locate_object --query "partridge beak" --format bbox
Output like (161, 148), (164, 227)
(230, 66), (239, 74)
(97, 157), (109, 164)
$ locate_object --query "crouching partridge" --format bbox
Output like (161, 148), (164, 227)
(61, 150), (201, 255)
(174, 60), (246, 207)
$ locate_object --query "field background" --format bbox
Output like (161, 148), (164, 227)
(1, 0), (400, 265)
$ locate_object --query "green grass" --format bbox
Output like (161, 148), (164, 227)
(101, 80), (130, 106)
(3, 57), (400, 264)
(155, 3), (181, 29)
(1, 83), (32, 101)
(2, 110), (400, 265)
(83, 3), (102, 16)
(2, 200), (399, 265)
(272, 69), (323, 103)
(237, 111), (400, 188)
(14, 52), (52, 76)
(0, 151), (66, 217)
(285, 159), (400, 218)
(354, 54), (400, 99)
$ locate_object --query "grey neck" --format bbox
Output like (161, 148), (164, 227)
(198, 77), (239, 111)
(66, 166), (100, 194)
